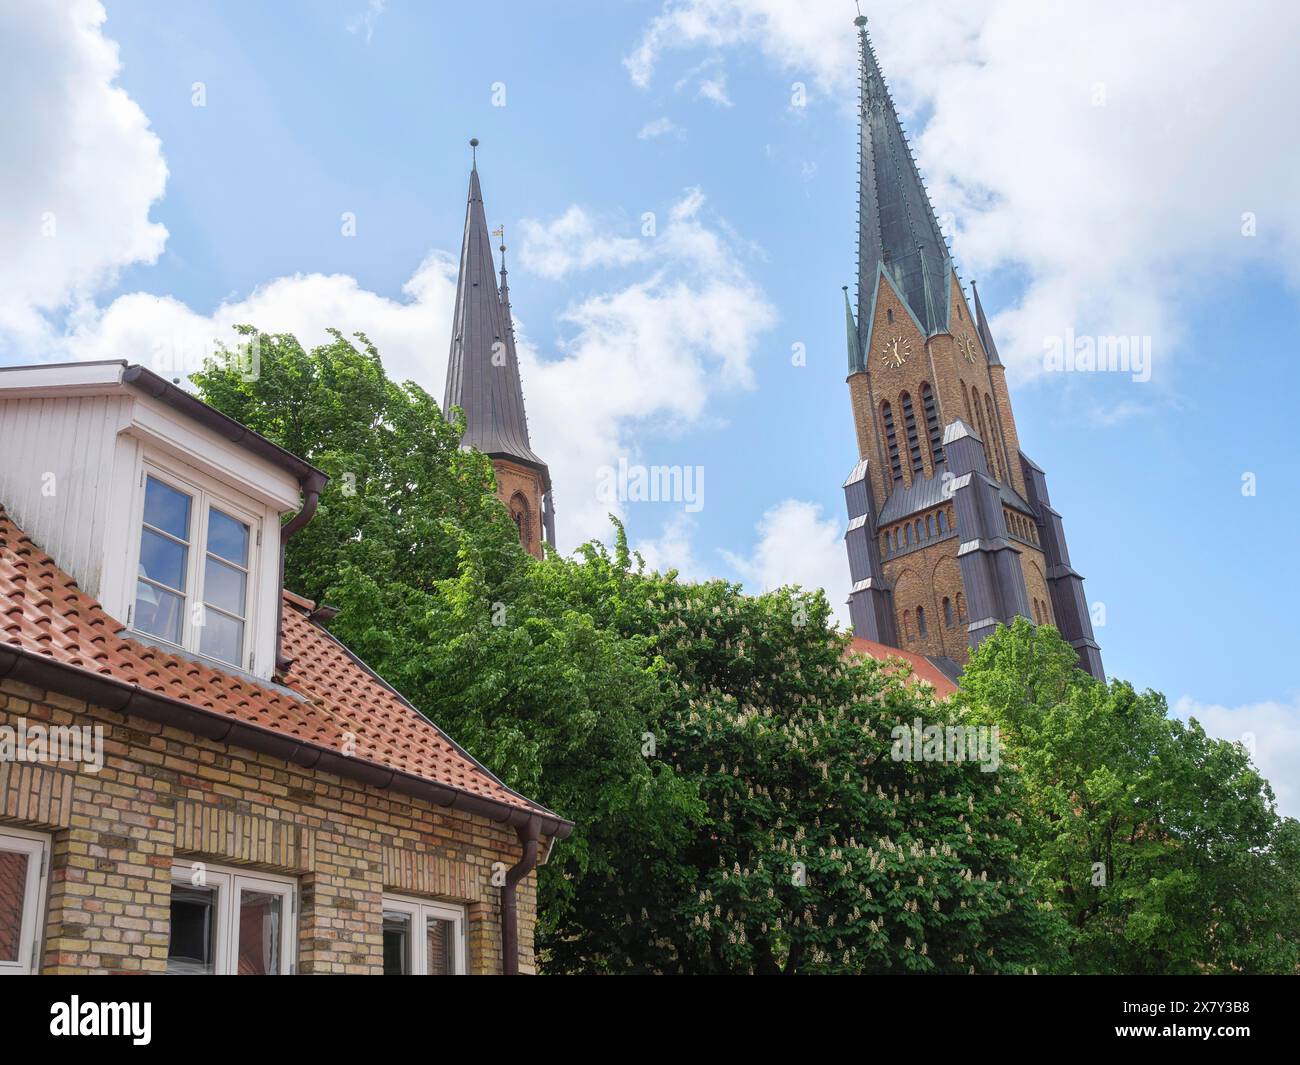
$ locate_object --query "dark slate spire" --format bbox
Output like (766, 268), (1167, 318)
(971, 280), (1003, 367)
(855, 14), (951, 337)
(443, 147), (549, 477)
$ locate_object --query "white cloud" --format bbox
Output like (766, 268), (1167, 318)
(0, 0), (168, 353)
(346, 0), (386, 42)
(697, 73), (732, 107)
(721, 499), (848, 627)
(625, 0), (855, 93)
(626, 0), (1300, 384)
(638, 116), (684, 140)
(1173, 695), (1300, 821)
(58, 253), (459, 394)
(507, 188), (776, 545)
(518, 206), (650, 281)
(633, 511), (705, 581)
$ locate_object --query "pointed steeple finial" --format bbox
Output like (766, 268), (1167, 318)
(971, 280), (1003, 367)
(470, 137), (479, 168)
(493, 224), (507, 273)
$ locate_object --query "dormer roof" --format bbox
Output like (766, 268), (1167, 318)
(0, 360), (327, 494)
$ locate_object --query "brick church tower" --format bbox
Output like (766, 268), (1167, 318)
(841, 16), (1103, 679)
(444, 143), (554, 558)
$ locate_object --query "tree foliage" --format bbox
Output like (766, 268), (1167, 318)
(960, 618), (1300, 974)
(193, 332), (1295, 974)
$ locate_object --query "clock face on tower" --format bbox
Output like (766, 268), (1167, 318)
(958, 336), (980, 364)
(879, 336), (912, 369)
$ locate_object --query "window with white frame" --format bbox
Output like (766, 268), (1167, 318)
(133, 467), (259, 670)
(167, 862), (295, 975)
(381, 895), (466, 975)
(0, 827), (49, 976)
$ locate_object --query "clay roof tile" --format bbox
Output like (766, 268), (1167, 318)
(0, 501), (554, 819)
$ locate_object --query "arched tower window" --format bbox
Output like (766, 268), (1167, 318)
(984, 393), (1002, 481)
(509, 491), (532, 552)
(920, 383), (943, 467)
(917, 605), (928, 637)
(938, 509), (947, 534)
(943, 597), (954, 628)
(956, 592), (966, 623)
(881, 401), (902, 485)
(973, 395), (998, 481)
(900, 392), (923, 477)
(961, 381), (974, 423)
(903, 609), (914, 642)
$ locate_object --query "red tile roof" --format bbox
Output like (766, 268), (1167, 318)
(845, 636), (958, 698)
(0, 502), (562, 825)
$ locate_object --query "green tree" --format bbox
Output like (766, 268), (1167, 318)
(532, 532), (1065, 973)
(960, 618), (1300, 974)
(197, 332), (1079, 973)
(193, 331), (703, 963)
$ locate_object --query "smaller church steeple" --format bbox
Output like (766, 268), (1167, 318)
(971, 280), (1003, 367)
(443, 140), (553, 557)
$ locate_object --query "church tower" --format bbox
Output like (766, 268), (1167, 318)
(444, 142), (554, 558)
(841, 16), (1103, 679)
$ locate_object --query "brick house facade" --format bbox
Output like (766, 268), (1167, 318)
(0, 361), (571, 975)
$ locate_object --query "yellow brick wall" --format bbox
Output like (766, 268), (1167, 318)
(0, 678), (541, 975)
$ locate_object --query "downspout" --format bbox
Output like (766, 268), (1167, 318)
(501, 816), (541, 975)
(275, 471), (327, 673)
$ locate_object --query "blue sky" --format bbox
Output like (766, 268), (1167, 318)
(3, 1), (1298, 810)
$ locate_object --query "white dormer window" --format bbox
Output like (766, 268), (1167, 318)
(133, 466), (260, 670)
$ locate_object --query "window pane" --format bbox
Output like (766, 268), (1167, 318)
(167, 885), (216, 974)
(135, 580), (183, 644)
(0, 849), (29, 963)
(199, 608), (243, 666)
(426, 916), (455, 975)
(236, 890), (282, 975)
(382, 912), (411, 975)
(208, 509), (249, 567)
(204, 557), (247, 617)
(139, 528), (188, 592)
(143, 477), (191, 540)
